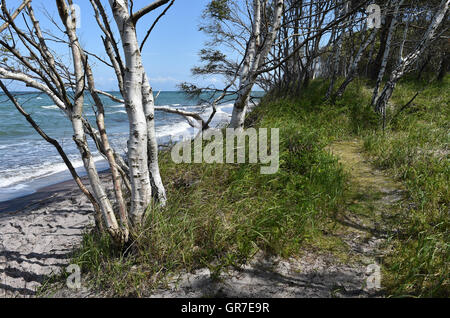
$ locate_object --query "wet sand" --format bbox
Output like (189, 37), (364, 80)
(0, 170), (110, 214)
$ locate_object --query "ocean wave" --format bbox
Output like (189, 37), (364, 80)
(156, 121), (194, 140)
(106, 110), (127, 115)
(0, 155), (105, 189)
(85, 110), (127, 116)
(110, 104), (125, 108)
(0, 141), (31, 150)
(0, 97), (238, 199)
(41, 105), (59, 110)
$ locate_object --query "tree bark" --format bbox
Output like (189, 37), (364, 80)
(56, 0), (124, 242)
(109, 0), (154, 227)
(142, 73), (167, 205)
(437, 53), (449, 81)
(334, 27), (378, 99)
(325, 1), (349, 100)
(372, 0), (403, 107)
(368, 6), (394, 80)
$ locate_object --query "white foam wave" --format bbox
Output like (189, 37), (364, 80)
(156, 121), (194, 140)
(0, 155), (104, 189)
(41, 105), (59, 110)
(0, 142), (31, 150)
(107, 110), (127, 115)
(110, 104), (125, 108)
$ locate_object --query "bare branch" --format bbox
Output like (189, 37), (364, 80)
(0, 0), (32, 33)
(131, 0), (170, 24)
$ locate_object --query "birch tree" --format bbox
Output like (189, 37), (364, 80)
(333, 26), (378, 99)
(371, 0), (404, 106)
(229, 0), (284, 129)
(325, 1), (350, 100)
(0, 0), (175, 244)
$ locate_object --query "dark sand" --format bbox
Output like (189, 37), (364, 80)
(0, 171), (110, 214)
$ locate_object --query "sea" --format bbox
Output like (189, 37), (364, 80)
(0, 91), (264, 203)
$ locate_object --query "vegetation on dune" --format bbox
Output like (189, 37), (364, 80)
(69, 83), (350, 296)
(61, 75), (448, 297)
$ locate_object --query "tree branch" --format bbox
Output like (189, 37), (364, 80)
(0, 0), (32, 33)
(131, 0), (170, 24)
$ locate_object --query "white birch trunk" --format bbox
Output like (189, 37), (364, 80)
(142, 73), (167, 205)
(230, 0), (261, 129)
(230, 0), (284, 129)
(56, 0), (123, 240)
(398, 19), (409, 66)
(325, 2), (349, 100)
(371, 0), (403, 107)
(109, 0), (153, 226)
(334, 27), (378, 98)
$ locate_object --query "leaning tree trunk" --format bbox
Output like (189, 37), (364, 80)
(372, 0), (403, 108)
(230, 0), (285, 129)
(368, 6), (394, 80)
(230, 0), (261, 129)
(230, 0), (284, 129)
(56, 0), (125, 242)
(58, 3), (130, 239)
(0, 80), (104, 232)
(325, 2), (349, 100)
(334, 27), (378, 100)
(375, 0), (450, 116)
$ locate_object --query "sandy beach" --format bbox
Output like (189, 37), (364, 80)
(0, 173), (110, 297)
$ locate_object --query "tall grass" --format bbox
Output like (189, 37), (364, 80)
(362, 76), (449, 297)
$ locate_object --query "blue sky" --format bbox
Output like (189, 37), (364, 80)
(6, 0), (225, 91)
